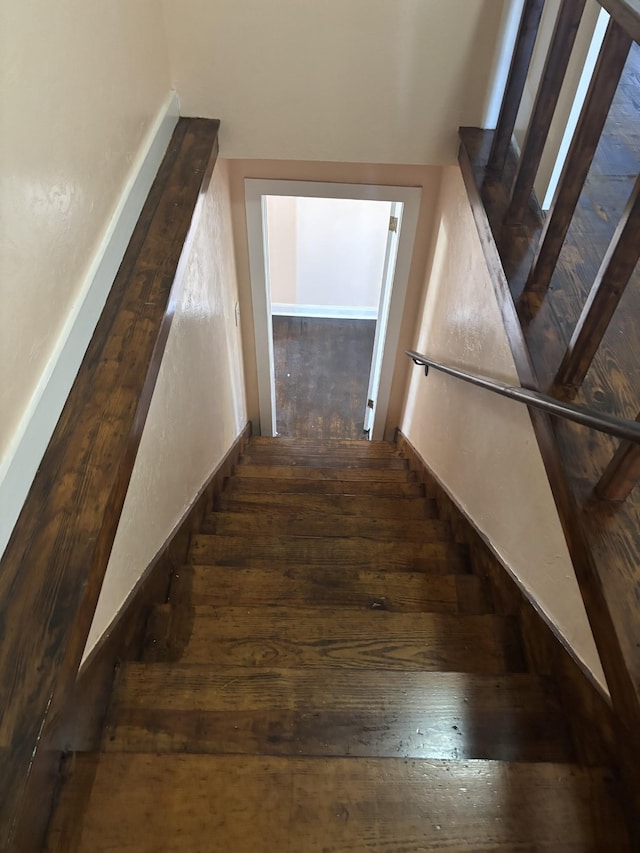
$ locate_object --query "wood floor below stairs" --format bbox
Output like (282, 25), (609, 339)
(46, 437), (631, 851)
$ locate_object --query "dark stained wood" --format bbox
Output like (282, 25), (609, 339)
(241, 451), (408, 469)
(190, 533), (468, 572)
(526, 18), (633, 292)
(215, 490), (439, 519)
(105, 664), (573, 762)
(201, 509), (450, 540)
(225, 474), (423, 497)
(234, 462), (413, 482)
(249, 436), (399, 455)
(45, 754), (630, 852)
(0, 118), (220, 852)
(555, 173), (640, 386)
(596, 413), (640, 500)
(48, 423), (251, 755)
(459, 125), (640, 744)
(178, 564), (490, 613)
(273, 316), (375, 439)
(507, 0), (587, 223)
(145, 605), (526, 672)
(598, 0), (640, 45)
(488, 0), (546, 175)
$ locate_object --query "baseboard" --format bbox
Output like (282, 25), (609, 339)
(53, 421), (252, 752)
(395, 428), (620, 768)
(271, 303), (378, 321)
(0, 90), (180, 561)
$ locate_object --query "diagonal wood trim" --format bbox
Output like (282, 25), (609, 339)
(596, 413), (640, 502)
(0, 117), (220, 852)
(458, 131), (640, 755)
(598, 0), (640, 45)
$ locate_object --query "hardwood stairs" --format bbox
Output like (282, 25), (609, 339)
(46, 437), (631, 850)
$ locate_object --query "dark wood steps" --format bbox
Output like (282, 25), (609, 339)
(200, 509), (450, 541)
(46, 754), (628, 852)
(46, 434), (630, 848)
(214, 490), (439, 519)
(224, 475), (424, 496)
(174, 565), (492, 613)
(190, 533), (467, 571)
(104, 665), (575, 762)
(248, 436), (400, 456)
(239, 452), (408, 470)
(143, 604), (526, 673)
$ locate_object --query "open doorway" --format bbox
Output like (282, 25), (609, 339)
(266, 195), (391, 439)
(245, 180), (421, 441)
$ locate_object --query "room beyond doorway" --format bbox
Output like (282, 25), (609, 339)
(245, 179), (422, 440)
(273, 316), (375, 439)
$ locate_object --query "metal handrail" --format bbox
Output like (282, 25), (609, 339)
(407, 350), (640, 444)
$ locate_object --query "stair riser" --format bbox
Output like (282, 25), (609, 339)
(240, 453), (408, 470)
(201, 512), (450, 541)
(215, 493), (437, 519)
(225, 477), (424, 497)
(176, 567), (491, 614)
(234, 465), (415, 482)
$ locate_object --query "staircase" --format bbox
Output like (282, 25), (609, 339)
(46, 437), (630, 850)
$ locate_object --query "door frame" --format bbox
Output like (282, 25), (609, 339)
(244, 179), (421, 440)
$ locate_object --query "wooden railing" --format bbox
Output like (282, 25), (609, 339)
(0, 119), (219, 852)
(485, 0), (639, 501)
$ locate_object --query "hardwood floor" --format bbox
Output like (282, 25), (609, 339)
(46, 438), (631, 850)
(460, 42), (640, 732)
(272, 315), (375, 439)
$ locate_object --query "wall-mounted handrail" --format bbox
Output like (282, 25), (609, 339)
(406, 350), (640, 444)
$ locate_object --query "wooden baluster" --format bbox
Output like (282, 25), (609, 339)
(488, 0), (546, 176)
(555, 174), (640, 387)
(525, 18), (633, 293)
(596, 413), (640, 502)
(506, 0), (586, 224)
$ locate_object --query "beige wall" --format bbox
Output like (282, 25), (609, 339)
(0, 0), (170, 465)
(227, 160), (443, 432)
(84, 159), (247, 658)
(399, 165), (605, 688)
(161, 0), (506, 164)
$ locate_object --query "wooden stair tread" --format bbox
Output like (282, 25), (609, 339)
(215, 491), (438, 519)
(177, 565), (492, 613)
(46, 754), (629, 852)
(225, 476), (424, 496)
(105, 665), (574, 762)
(234, 464), (414, 482)
(144, 605), (525, 672)
(249, 436), (399, 455)
(240, 453), (408, 470)
(190, 534), (467, 572)
(201, 510), (450, 541)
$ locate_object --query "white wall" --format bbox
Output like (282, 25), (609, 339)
(268, 197), (391, 311)
(0, 0), (172, 556)
(161, 0), (507, 164)
(85, 159), (247, 658)
(400, 166), (605, 689)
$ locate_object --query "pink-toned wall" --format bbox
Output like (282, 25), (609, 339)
(399, 165), (604, 689)
(84, 159), (247, 658)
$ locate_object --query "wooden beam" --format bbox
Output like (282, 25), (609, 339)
(506, 0), (586, 224)
(596, 414), (640, 501)
(598, 0), (640, 45)
(556, 173), (640, 387)
(488, 0), (546, 176)
(526, 18), (633, 292)
(0, 118), (219, 852)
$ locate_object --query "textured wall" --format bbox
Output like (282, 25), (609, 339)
(400, 166), (605, 688)
(161, 0), (506, 163)
(0, 0), (170, 465)
(84, 159), (247, 658)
